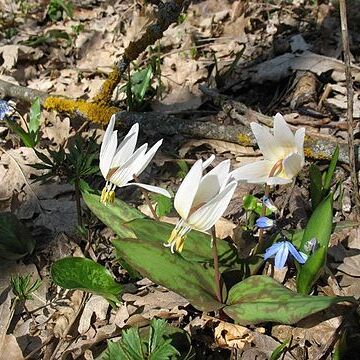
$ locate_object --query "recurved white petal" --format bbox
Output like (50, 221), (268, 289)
(111, 123), (139, 168)
(283, 152), (303, 179)
(110, 143), (148, 186)
(192, 160), (230, 207)
(174, 159), (203, 220)
(187, 181), (237, 231)
(100, 115), (116, 159)
(133, 139), (163, 177)
(100, 131), (118, 178)
(266, 176), (293, 185)
(273, 113), (296, 152)
(202, 154), (215, 170)
(250, 122), (282, 161)
(231, 160), (274, 184)
(122, 182), (171, 198)
(294, 127), (305, 158)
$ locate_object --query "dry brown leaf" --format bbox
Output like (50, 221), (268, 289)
(214, 321), (255, 349)
(337, 254), (360, 277)
(78, 295), (109, 335)
(0, 335), (24, 360)
(0, 45), (43, 71)
(42, 112), (71, 147)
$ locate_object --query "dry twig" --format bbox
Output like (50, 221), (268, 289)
(339, 0), (360, 213)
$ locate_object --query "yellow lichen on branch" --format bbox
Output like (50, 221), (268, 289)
(44, 96), (118, 124)
(91, 68), (121, 106)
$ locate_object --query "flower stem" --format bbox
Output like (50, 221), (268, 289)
(211, 226), (222, 303)
(74, 178), (83, 227)
(256, 184), (270, 254)
(133, 175), (160, 221)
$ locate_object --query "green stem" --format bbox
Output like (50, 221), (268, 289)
(74, 179), (82, 227)
(133, 175), (160, 221)
(211, 226), (222, 303)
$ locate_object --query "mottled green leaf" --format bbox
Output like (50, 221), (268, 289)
(28, 97), (41, 140)
(309, 164), (323, 210)
(323, 145), (339, 192)
(125, 218), (238, 266)
(0, 212), (35, 260)
(51, 257), (122, 304)
(223, 275), (351, 325)
(114, 237), (223, 312)
(82, 191), (145, 238)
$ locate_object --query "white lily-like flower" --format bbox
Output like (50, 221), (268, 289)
(165, 156), (237, 253)
(100, 115), (171, 204)
(231, 113), (305, 185)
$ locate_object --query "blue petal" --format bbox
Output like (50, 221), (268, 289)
(256, 216), (274, 229)
(0, 100), (11, 121)
(274, 243), (289, 269)
(262, 196), (278, 212)
(287, 242), (306, 264)
(264, 242), (283, 260)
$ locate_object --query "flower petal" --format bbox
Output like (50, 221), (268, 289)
(109, 143), (148, 186)
(273, 113), (296, 152)
(283, 153), (303, 179)
(274, 243), (289, 269)
(174, 159), (203, 220)
(295, 127), (305, 158)
(231, 160), (274, 184)
(250, 122), (282, 161)
(133, 139), (163, 177)
(122, 182), (171, 198)
(256, 216), (274, 229)
(100, 131), (118, 179)
(202, 154), (215, 170)
(111, 123), (139, 168)
(264, 242), (283, 260)
(187, 181), (237, 231)
(266, 176), (293, 186)
(287, 242), (306, 264)
(100, 115), (115, 160)
(192, 160), (230, 207)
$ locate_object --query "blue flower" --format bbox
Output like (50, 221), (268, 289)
(264, 241), (306, 269)
(256, 216), (275, 229)
(262, 196), (278, 212)
(0, 100), (11, 121)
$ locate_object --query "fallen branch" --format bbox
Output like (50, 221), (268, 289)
(115, 111), (352, 164)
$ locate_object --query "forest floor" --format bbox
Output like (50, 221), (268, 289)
(1, 0), (360, 359)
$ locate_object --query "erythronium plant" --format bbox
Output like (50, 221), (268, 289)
(100, 115), (171, 205)
(52, 118), (353, 330)
(232, 113), (306, 253)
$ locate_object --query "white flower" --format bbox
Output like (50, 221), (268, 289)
(165, 156), (237, 253)
(231, 113), (305, 185)
(100, 115), (171, 204)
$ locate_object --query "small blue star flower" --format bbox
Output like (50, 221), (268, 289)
(262, 196), (278, 212)
(264, 241), (307, 269)
(256, 216), (275, 229)
(0, 100), (11, 121)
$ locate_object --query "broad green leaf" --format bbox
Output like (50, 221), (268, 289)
(242, 195), (258, 211)
(297, 247), (327, 295)
(297, 194), (333, 294)
(309, 164), (323, 210)
(149, 193), (173, 217)
(0, 212), (35, 260)
(223, 275), (352, 325)
(28, 97), (41, 137)
(323, 145), (339, 192)
(125, 218), (238, 266)
(300, 194), (333, 250)
(114, 237), (223, 311)
(51, 257), (122, 305)
(82, 191), (145, 238)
